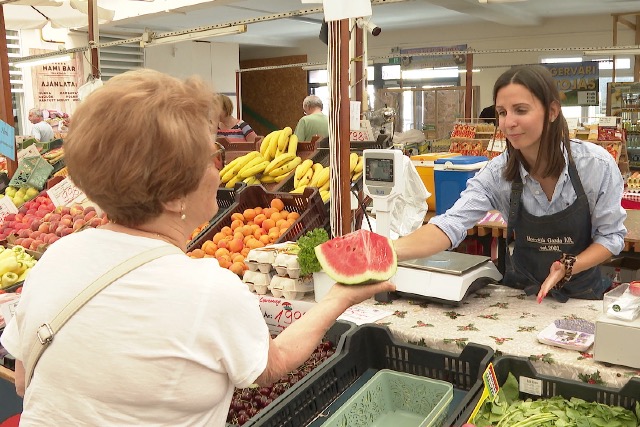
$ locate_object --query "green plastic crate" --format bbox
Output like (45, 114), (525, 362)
(8, 156), (54, 190)
(321, 369), (453, 427)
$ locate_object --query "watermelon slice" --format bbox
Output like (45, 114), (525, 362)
(314, 229), (397, 285)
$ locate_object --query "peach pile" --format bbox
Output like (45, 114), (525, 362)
(0, 195), (108, 252)
(188, 198), (300, 277)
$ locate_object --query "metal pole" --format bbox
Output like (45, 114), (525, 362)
(0, 5), (16, 177)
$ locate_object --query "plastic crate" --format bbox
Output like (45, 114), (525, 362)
(35, 138), (63, 154)
(253, 324), (494, 427)
(228, 321), (356, 427)
(321, 370), (453, 427)
(8, 156), (54, 190)
(186, 182), (246, 251)
(189, 185), (326, 251)
(459, 356), (640, 426)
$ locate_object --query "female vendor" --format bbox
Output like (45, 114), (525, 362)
(394, 65), (626, 303)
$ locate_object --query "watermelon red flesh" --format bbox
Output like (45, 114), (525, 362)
(314, 229), (397, 285)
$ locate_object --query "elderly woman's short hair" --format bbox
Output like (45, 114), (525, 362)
(65, 69), (218, 227)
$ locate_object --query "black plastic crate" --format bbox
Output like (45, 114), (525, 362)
(253, 324), (494, 427)
(228, 320), (356, 427)
(459, 355), (640, 426)
(187, 182), (246, 251)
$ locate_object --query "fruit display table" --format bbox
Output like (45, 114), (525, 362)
(355, 283), (639, 389)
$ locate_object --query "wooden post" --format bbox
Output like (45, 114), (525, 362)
(0, 5), (17, 177)
(88, 0), (100, 78)
(355, 23), (364, 110)
(328, 19), (352, 237)
(465, 53), (473, 120)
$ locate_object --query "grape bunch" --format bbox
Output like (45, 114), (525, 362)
(227, 339), (336, 426)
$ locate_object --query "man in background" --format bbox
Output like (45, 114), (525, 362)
(28, 108), (54, 142)
(294, 95), (329, 141)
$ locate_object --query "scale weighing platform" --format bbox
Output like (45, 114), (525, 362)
(394, 251), (503, 305)
(361, 148), (502, 305)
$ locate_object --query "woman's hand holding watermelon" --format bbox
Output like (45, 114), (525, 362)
(324, 280), (396, 307)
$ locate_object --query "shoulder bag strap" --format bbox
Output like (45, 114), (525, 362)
(24, 245), (182, 388)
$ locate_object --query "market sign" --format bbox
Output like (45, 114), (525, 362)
(544, 62), (599, 106)
(0, 119), (15, 161)
(391, 44), (467, 70)
(30, 48), (84, 116)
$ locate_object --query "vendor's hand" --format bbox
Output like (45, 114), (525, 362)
(325, 280), (396, 307)
(537, 260), (565, 303)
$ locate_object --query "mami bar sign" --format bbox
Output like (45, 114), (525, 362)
(543, 62), (599, 106)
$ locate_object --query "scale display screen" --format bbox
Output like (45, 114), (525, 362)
(365, 158), (393, 182)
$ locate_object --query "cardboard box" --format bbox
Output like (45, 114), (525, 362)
(600, 257), (640, 284)
(594, 314), (640, 369)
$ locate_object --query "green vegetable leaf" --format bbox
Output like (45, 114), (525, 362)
(297, 228), (329, 276)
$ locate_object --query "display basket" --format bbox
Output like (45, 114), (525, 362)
(190, 185), (326, 251)
(8, 156), (54, 190)
(35, 138), (63, 154)
(252, 324), (494, 427)
(459, 355), (640, 426)
(227, 321), (356, 427)
(321, 369), (453, 427)
(186, 183), (246, 251)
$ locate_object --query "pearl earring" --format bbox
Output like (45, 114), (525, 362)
(181, 202), (186, 221)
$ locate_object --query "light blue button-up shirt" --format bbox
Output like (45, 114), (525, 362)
(430, 140), (627, 255)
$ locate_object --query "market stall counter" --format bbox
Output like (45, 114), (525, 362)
(355, 283), (639, 389)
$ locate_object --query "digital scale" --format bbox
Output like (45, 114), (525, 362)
(362, 149), (503, 305)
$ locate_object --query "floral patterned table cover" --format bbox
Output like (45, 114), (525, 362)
(356, 283), (639, 389)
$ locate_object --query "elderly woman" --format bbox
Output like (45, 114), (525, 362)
(0, 70), (393, 426)
(217, 94), (257, 143)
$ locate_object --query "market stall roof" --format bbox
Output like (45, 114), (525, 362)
(0, 0), (214, 30)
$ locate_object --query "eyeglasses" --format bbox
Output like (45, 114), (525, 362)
(211, 141), (225, 170)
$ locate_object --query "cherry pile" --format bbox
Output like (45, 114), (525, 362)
(227, 339), (336, 426)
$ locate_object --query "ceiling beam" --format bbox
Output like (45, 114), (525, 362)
(423, 0), (542, 26)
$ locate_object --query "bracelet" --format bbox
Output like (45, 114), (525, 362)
(556, 254), (577, 289)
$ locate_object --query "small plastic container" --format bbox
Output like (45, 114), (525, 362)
(320, 369), (453, 427)
(603, 283), (630, 313)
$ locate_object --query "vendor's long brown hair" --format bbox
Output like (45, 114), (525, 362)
(494, 65), (570, 181)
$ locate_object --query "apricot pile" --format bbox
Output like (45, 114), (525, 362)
(187, 198), (300, 277)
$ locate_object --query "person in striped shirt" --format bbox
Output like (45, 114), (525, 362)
(217, 94), (257, 143)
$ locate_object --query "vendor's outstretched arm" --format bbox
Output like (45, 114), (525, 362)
(393, 223), (452, 262)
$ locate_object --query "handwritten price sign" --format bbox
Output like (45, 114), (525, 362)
(258, 295), (314, 334)
(48, 177), (87, 207)
(0, 196), (18, 223)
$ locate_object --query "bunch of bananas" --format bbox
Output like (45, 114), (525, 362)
(258, 126), (298, 162)
(290, 154), (363, 203)
(219, 150), (302, 187)
(42, 147), (64, 165)
(218, 126), (304, 187)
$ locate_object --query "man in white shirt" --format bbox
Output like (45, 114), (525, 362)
(28, 108), (54, 142)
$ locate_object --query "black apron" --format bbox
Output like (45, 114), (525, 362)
(503, 153), (606, 303)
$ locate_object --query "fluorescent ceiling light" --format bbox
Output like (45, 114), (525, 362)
(11, 53), (72, 68)
(584, 48), (640, 56)
(143, 25), (247, 47)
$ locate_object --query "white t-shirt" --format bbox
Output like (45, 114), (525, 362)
(31, 121), (54, 142)
(1, 228), (270, 426)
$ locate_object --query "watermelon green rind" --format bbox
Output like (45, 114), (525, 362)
(314, 229), (397, 285)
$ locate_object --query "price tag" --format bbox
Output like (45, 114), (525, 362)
(0, 294), (21, 327)
(599, 116), (618, 127)
(350, 119), (375, 142)
(47, 177), (87, 207)
(17, 145), (41, 163)
(258, 295), (315, 335)
(0, 196), (18, 223)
